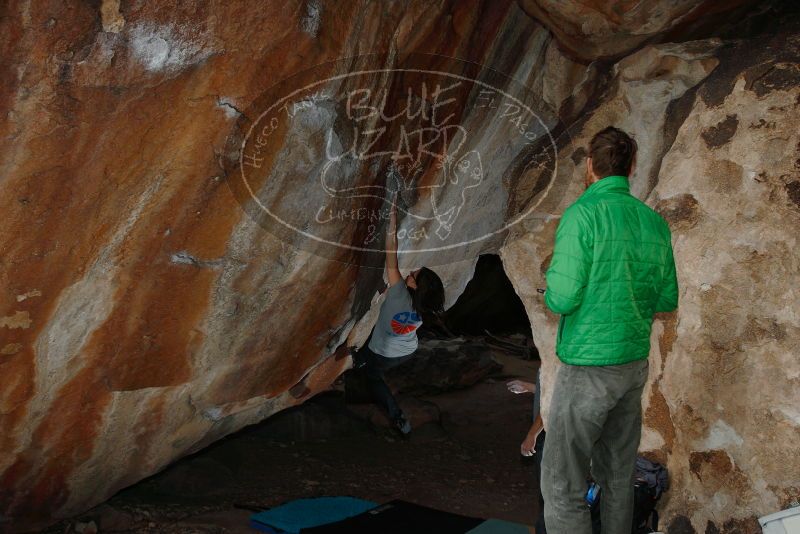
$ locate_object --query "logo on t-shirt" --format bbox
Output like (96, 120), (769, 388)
(390, 311), (422, 335)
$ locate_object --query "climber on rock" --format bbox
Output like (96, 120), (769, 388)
(351, 196), (445, 435)
(540, 127), (678, 534)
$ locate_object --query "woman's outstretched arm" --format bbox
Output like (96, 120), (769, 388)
(386, 197), (403, 286)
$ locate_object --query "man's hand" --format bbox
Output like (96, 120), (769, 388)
(507, 379), (535, 395)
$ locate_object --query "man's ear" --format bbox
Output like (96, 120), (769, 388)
(586, 156), (596, 183)
(629, 155), (637, 177)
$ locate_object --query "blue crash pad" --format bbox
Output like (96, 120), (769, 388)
(250, 496), (379, 533)
(467, 518), (532, 533)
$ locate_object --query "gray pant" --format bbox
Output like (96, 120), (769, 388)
(541, 359), (648, 534)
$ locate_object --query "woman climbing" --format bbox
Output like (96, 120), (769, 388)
(351, 196), (445, 435)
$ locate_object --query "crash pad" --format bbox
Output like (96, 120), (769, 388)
(300, 499), (484, 533)
(249, 496), (378, 533)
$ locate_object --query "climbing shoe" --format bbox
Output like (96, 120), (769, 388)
(393, 415), (412, 435)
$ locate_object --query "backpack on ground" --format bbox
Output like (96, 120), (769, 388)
(631, 457), (669, 533)
(537, 456), (669, 534)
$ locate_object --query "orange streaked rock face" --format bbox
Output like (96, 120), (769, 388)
(0, 0), (519, 528)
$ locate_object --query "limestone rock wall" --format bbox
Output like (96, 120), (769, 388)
(643, 33), (800, 530)
(0, 0), (797, 531)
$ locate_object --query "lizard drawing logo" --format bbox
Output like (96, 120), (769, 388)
(318, 116), (484, 241)
(227, 53), (562, 265)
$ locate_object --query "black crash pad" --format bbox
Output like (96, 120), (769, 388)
(301, 499), (484, 533)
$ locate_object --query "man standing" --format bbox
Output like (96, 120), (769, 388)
(541, 127), (678, 533)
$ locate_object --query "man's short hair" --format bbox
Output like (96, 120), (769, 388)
(589, 127), (637, 178)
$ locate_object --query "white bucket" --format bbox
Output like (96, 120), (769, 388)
(760, 507), (800, 534)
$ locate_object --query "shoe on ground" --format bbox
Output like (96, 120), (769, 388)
(393, 415), (412, 435)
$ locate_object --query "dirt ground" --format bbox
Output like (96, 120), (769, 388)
(43, 349), (541, 534)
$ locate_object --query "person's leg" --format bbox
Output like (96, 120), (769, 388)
(535, 431), (547, 534)
(591, 359), (648, 534)
(541, 364), (615, 534)
(361, 348), (411, 421)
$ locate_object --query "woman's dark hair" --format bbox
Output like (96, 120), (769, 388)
(589, 126), (637, 178)
(409, 267), (445, 315)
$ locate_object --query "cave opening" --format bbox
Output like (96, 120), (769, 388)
(45, 255), (541, 532)
(430, 253), (535, 343)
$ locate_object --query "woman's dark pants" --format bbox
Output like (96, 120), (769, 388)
(353, 345), (412, 420)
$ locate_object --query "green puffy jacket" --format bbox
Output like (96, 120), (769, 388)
(545, 175), (678, 366)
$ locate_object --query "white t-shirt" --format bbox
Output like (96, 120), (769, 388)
(368, 281), (422, 357)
